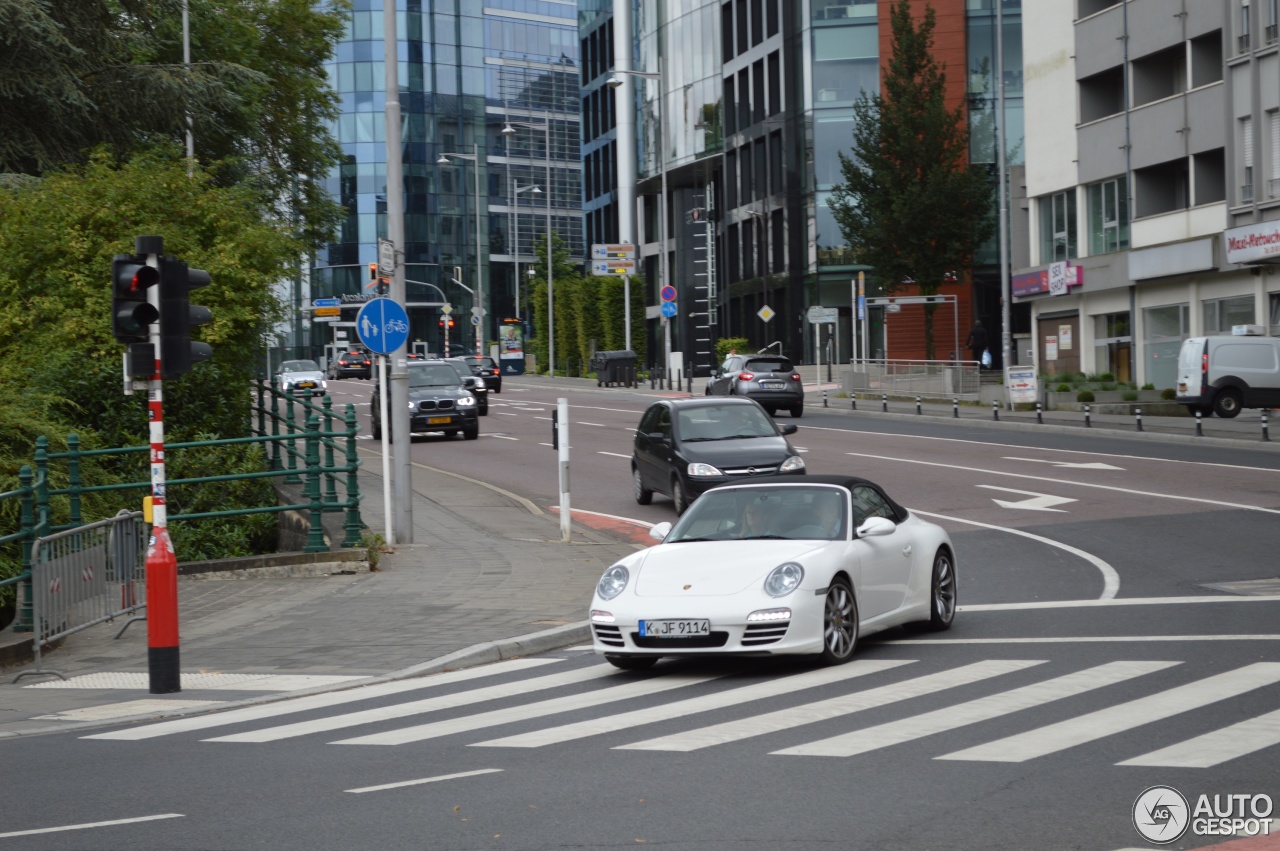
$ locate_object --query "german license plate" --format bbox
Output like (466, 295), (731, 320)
(760, 381), (784, 390)
(427, 416), (451, 425)
(639, 619), (710, 637)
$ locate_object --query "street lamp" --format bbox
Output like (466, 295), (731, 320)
(511, 180), (541, 320)
(436, 143), (485, 357)
(501, 120), (556, 376)
(607, 67), (669, 382)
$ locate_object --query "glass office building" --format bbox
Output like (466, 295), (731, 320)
(310, 0), (584, 358)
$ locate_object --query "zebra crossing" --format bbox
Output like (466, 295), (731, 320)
(82, 655), (1280, 768)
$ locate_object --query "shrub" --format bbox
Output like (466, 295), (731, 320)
(1055, 383), (1071, 393)
(1122, 391), (1138, 402)
(1099, 373), (1115, 382)
(716, 337), (750, 361)
(1141, 383), (1155, 391)
(1077, 390), (1095, 403)
(1100, 383), (1116, 391)
(1161, 388), (1177, 400)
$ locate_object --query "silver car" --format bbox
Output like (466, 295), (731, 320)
(277, 359), (328, 397)
(706, 354), (805, 417)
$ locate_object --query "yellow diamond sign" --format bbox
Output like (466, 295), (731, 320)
(756, 305), (775, 322)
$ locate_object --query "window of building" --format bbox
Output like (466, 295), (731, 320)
(1242, 115), (1255, 204)
(1131, 44), (1187, 107)
(1087, 177), (1129, 254)
(1269, 110), (1280, 200)
(767, 51), (781, 116)
(1143, 303), (1189, 389)
(1194, 148), (1227, 204)
(1079, 66), (1124, 123)
(1190, 31), (1224, 87)
(722, 2), (734, 62)
(1093, 312), (1132, 382)
(1134, 157), (1190, 217)
(736, 0), (749, 55)
(1269, 0), (1279, 42)
(1240, 0), (1252, 51)
(1203, 296), (1256, 334)
(1039, 190), (1077, 263)
(751, 0), (763, 46)
(1271, 292), (1280, 334)
(767, 0), (779, 37)
(812, 23), (879, 106)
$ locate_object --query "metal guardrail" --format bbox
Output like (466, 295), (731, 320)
(845, 359), (983, 397)
(13, 510), (147, 683)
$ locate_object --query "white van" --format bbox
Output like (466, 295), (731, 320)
(1175, 331), (1280, 418)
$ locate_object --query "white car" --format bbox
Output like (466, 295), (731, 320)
(277, 359), (328, 397)
(589, 475), (956, 670)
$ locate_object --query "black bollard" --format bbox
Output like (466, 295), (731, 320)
(915, 396), (922, 415)
(1263, 410), (1271, 442)
(1084, 405), (1091, 428)
(851, 395), (857, 411)
(992, 400), (999, 421)
(1036, 402), (1043, 424)
(1136, 407), (1144, 432)
(882, 394), (888, 413)
(1195, 409), (1203, 437)
(952, 398), (959, 418)
(823, 390), (829, 408)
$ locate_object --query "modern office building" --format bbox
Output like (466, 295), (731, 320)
(307, 1), (585, 362)
(580, 0), (1024, 373)
(1019, 0), (1280, 389)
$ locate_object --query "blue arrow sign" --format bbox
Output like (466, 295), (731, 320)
(313, 297), (340, 307)
(660, 301), (678, 318)
(356, 297), (410, 355)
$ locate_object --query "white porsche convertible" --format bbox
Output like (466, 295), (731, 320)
(589, 475), (956, 670)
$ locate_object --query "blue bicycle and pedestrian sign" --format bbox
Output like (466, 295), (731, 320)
(660, 301), (678, 318)
(356, 297), (410, 355)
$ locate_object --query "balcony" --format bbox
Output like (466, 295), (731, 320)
(1238, 33), (1252, 52)
(1242, 183), (1255, 204)
(1269, 178), (1280, 199)
(1267, 24), (1278, 44)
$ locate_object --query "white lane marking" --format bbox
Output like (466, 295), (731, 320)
(937, 662), (1280, 763)
(488, 435), (520, 441)
(495, 412), (519, 416)
(774, 661), (1178, 758)
(850, 453), (1280, 515)
(205, 665), (616, 743)
(503, 398), (647, 416)
(1120, 707), (1280, 768)
(538, 442), (553, 447)
(83, 658), (558, 741)
(956, 596), (1280, 612)
(333, 672), (720, 746)
(885, 635), (1280, 644)
(346, 769), (503, 794)
(577, 421), (607, 427)
(1003, 456), (1124, 470)
(0, 814), (185, 839)
(471, 659), (913, 749)
(977, 485), (1076, 512)
(802, 426), (1280, 474)
(598, 451), (631, 459)
(616, 660), (1042, 752)
(533, 416), (552, 421)
(912, 510), (1120, 600)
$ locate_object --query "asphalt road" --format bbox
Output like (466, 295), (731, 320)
(2, 376), (1278, 851)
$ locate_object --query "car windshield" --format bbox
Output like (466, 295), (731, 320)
(466, 357), (496, 368)
(665, 485), (848, 543)
(445, 361), (471, 379)
(407, 364), (461, 388)
(676, 404), (777, 441)
(281, 360), (320, 373)
(745, 359), (792, 373)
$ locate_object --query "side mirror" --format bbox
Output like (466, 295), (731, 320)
(647, 431), (668, 442)
(780, 424), (798, 435)
(649, 521), (672, 542)
(855, 516), (896, 538)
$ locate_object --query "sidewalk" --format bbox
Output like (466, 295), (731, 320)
(0, 455), (644, 739)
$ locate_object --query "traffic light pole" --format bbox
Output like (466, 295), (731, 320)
(139, 235), (181, 694)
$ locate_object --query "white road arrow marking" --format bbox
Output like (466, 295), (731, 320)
(1003, 456), (1124, 470)
(977, 485), (1076, 512)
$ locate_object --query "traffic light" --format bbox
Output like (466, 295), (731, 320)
(367, 262), (388, 293)
(158, 257), (214, 378)
(111, 255), (160, 344)
(438, 316), (456, 328)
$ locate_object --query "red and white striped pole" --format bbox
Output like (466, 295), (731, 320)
(139, 235), (181, 694)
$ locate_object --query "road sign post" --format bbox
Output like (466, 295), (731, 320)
(356, 297), (409, 548)
(593, 245), (637, 353)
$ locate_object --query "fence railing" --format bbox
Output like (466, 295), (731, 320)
(1, 379), (364, 635)
(844, 359), (984, 397)
(13, 510), (147, 683)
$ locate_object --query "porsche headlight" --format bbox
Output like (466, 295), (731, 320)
(687, 462), (723, 478)
(596, 564), (629, 600)
(779, 455), (805, 473)
(764, 562), (804, 597)
(457, 395), (476, 407)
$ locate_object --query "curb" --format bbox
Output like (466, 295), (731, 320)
(0, 622), (591, 740)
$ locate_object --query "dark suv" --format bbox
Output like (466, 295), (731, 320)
(460, 355), (502, 393)
(444, 358), (489, 415)
(706, 354), (805, 417)
(370, 360), (479, 441)
(329, 349), (372, 380)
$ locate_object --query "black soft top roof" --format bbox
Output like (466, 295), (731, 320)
(707, 473), (910, 520)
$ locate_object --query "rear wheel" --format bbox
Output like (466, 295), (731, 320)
(928, 549), (957, 631)
(1212, 388), (1243, 419)
(790, 404), (804, 418)
(672, 476), (690, 515)
(819, 578), (858, 665)
(371, 417), (381, 440)
(633, 467), (653, 505)
(606, 655), (659, 671)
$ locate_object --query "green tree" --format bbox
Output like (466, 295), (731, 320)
(828, 0), (994, 359)
(0, 0), (347, 247)
(528, 233), (587, 375)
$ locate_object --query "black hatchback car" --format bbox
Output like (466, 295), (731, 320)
(632, 397), (805, 515)
(444, 358), (489, 415)
(370, 360), (479, 441)
(329, 349), (372, 380)
(460, 355), (502, 393)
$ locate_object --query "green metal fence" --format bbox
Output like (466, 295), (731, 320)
(0, 378), (364, 633)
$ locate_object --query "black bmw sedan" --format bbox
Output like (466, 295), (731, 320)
(370, 360), (479, 441)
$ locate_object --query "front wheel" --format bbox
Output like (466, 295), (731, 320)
(819, 578), (858, 665)
(672, 476), (690, 515)
(633, 468), (653, 505)
(927, 549), (957, 631)
(606, 655), (659, 671)
(1212, 388), (1243, 419)
(371, 417), (382, 440)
